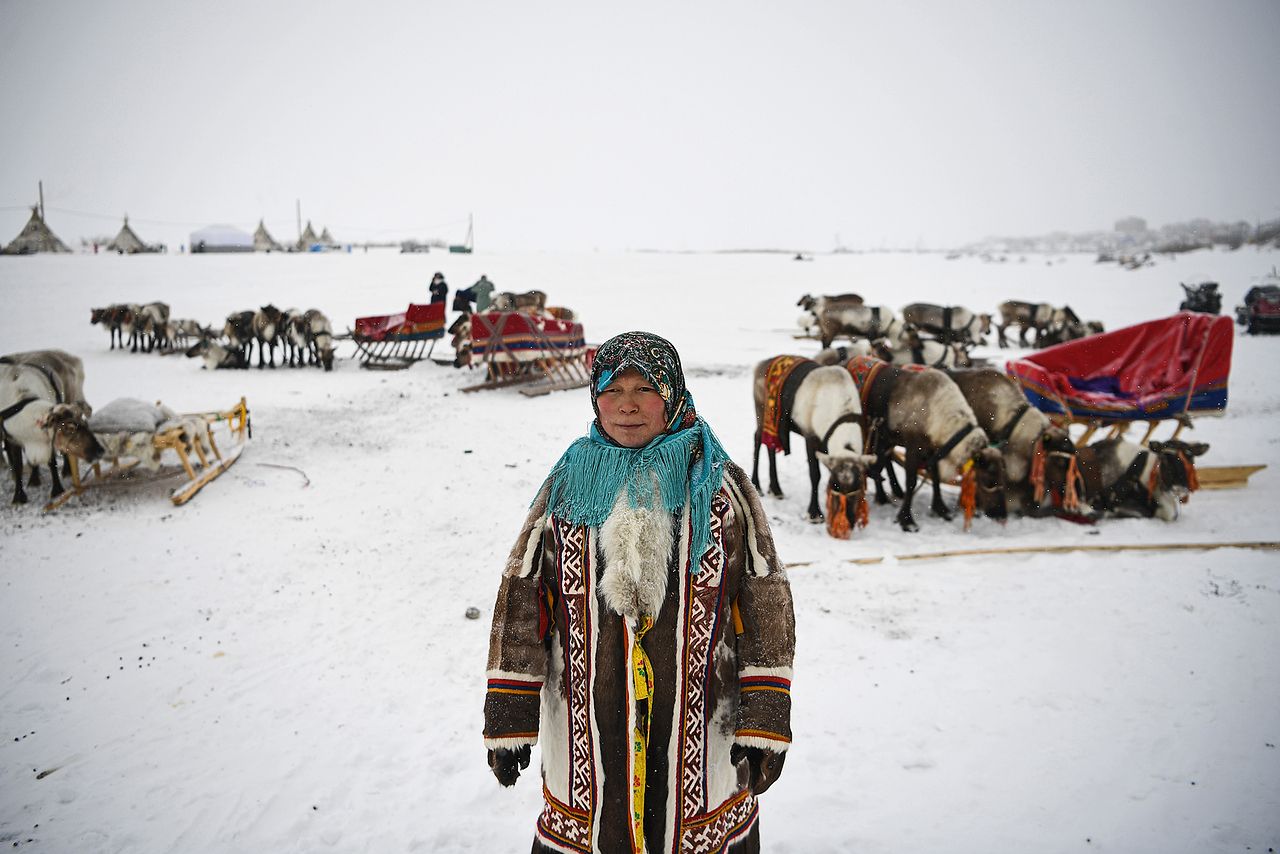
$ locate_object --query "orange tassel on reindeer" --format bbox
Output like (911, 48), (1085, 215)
(959, 459), (977, 531)
(1061, 454), (1085, 513)
(1029, 437), (1047, 504)
(1178, 451), (1200, 502)
(826, 490), (852, 539)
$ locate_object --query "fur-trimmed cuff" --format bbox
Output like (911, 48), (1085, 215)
(737, 667), (792, 751)
(483, 672), (542, 747)
(733, 731), (791, 753)
(484, 733), (539, 751)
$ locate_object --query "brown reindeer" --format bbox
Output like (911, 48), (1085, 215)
(491, 290), (548, 314)
(251, 304), (285, 368)
(751, 355), (876, 535)
(846, 356), (1006, 532)
(995, 300), (1056, 348)
(223, 311), (255, 364)
(945, 368), (1080, 516)
(90, 305), (130, 350)
(900, 303), (991, 348)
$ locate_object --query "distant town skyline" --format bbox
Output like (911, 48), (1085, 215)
(3, 0), (1278, 252)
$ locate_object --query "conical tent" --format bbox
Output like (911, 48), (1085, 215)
(2, 206), (72, 255)
(107, 216), (154, 254)
(319, 226), (336, 247)
(253, 219), (282, 252)
(297, 221), (319, 251)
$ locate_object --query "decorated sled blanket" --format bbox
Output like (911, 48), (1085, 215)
(354, 302), (445, 342)
(760, 355), (818, 454)
(1006, 313), (1233, 421)
(469, 311), (586, 363)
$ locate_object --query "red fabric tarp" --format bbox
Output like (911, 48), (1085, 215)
(1006, 312), (1233, 420)
(469, 311), (587, 363)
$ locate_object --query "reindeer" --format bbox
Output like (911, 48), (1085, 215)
(846, 356), (1006, 532)
(90, 305), (129, 350)
(279, 309), (305, 367)
(1, 350), (102, 504)
(250, 304), (285, 368)
(813, 341), (876, 365)
(301, 309), (335, 371)
(873, 329), (971, 368)
(128, 302), (171, 353)
(491, 290), (548, 314)
(1074, 438), (1208, 520)
(751, 355), (877, 536)
(811, 304), (905, 350)
(996, 301), (1055, 348)
(900, 303), (991, 348)
(945, 368), (1080, 516)
(449, 314), (473, 368)
(222, 311), (255, 363)
(185, 336), (249, 370)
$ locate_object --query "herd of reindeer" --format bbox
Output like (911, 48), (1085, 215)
(2, 290), (1205, 525)
(89, 303), (336, 371)
(750, 294), (1205, 537)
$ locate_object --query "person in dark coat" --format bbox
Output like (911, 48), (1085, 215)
(429, 272), (449, 305)
(483, 331), (795, 854)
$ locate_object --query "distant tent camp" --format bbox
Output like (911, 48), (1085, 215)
(2, 206), (72, 255)
(107, 216), (159, 254)
(253, 219), (282, 252)
(297, 221), (319, 251)
(190, 224), (253, 253)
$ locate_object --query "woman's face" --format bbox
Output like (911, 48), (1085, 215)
(598, 367), (668, 448)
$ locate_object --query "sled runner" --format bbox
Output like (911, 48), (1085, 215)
(44, 397), (251, 512)
(350, 302), (445, 370)
(1007, 313), (1234, 446)
(460, 310), (594, 396)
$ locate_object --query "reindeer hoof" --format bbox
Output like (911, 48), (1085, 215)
(931, 507), (953, 521)
(897, 517), (919, 533)
(807, 514), (825, 525)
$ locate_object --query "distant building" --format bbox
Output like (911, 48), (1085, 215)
(296, 221), (320, 251)
(190, 224), (253, 253)
(2, 206), (72, 255)
(107, 216), (161, 254)
(253, 219), (283, 252)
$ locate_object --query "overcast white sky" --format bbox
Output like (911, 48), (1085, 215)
(2, 0), (1277, 251)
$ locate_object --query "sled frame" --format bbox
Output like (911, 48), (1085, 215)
(461, 312), (592, 395)
(43, 397), (251, 512)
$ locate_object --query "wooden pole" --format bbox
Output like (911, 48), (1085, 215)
(785, 540), (1280, 568)
(38, 180), (44, 220)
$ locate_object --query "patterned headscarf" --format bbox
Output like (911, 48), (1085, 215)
(541, 331), (730, 569)
(590, 331), (695, 436)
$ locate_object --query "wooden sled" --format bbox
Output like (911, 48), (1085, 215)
(350, 302), (445, 370)
(460, 311), (594, 396)
(43, 397), (251, 512)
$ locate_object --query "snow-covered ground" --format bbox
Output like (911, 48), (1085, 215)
(2, 248), (1278, 854)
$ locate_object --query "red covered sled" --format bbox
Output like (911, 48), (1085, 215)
(1007, 312), (1233, 445)
(461, 311), (594, 396)
(350, 302), (446, 369)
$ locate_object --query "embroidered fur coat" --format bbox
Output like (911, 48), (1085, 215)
(484, 462), (795, 854)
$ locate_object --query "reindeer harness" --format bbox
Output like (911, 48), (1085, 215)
(0, 357), (65, 426)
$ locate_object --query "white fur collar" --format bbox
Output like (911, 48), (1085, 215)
(598, 488), (674, 619)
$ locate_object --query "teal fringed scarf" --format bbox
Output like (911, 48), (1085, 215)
(541, 416), (731, 572)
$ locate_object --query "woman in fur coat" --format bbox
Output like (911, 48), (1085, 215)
(483, 331), (796, 854)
